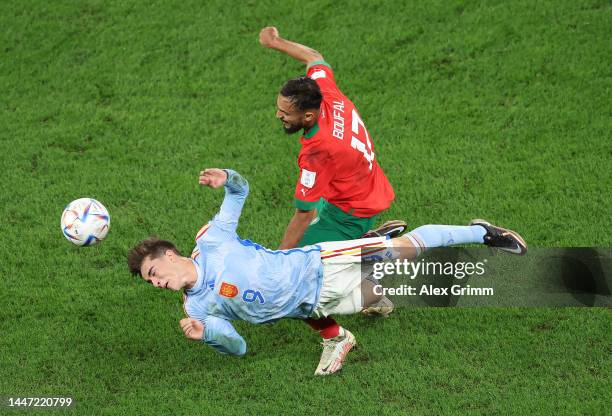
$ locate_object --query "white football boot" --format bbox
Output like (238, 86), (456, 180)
(314, 327), (357, 376)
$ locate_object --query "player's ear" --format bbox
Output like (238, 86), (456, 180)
(165, 249), (176, 262)
(304, 110), (316, 122)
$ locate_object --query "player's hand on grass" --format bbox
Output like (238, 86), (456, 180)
(180, 318), (204, 341)
(199, 168), (228, 189)
(259, 26), (279, 48)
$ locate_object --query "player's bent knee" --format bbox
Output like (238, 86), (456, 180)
(361, 279), (383, 308)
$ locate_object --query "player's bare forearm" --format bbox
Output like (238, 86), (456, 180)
(279, 209), (316, 249)
(259, 26), (323, 65)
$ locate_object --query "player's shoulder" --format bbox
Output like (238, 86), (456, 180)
(194, 220), (236, 245)
(183, 288), (211, 319)
(306, 60), (333, 77)
(306, 61), (339, 93)
(298, 138), (333, 165)
(194, 223), (211, 242)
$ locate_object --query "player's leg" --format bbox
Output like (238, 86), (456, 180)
(361, 277), (395, 317)
(331, 278), (394, 317)
(335, 220), (528, 265)
(310, 251), (398, 375)
(317, 219), (527, 294)
(396, 220), (527, 256)
(311, 237), (390, 375)
(301, 201), (405, 316)
(311, 220), (527, 375)
(308, 265), (362, 377)
(361, 223), (486, 315)
(314, 326), (356, 376)
(300, 199), (379, 346)
(305, 317), (341, 339)
(300, 200), (351, 346)
(299, 199), (359, 348)
(363, 220), (527, 316)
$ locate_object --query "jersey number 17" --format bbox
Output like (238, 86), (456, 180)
(350, 109), (375, 170)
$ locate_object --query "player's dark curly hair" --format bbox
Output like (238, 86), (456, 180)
(280, 77), (322, 111)
(127, 237), (181, 276)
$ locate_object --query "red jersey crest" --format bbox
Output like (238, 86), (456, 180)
(219, 282), (239, 298)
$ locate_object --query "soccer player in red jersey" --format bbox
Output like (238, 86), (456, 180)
(260, 26), (399, 249)
(260, 27), (406, 373)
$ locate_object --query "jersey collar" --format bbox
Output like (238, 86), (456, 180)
(186, 257), (206, 294)
(303, 122), (320, 139)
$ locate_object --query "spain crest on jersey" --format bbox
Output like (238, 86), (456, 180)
(219, 282), (239, 298)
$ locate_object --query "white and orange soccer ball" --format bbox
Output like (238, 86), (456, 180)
(60, 198), (110, 246)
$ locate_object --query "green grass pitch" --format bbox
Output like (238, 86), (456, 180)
(1, 0), (610, 414)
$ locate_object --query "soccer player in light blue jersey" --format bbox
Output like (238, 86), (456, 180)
(127, 169), (527, 375)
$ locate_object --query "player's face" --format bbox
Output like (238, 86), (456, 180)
(276, 95), (305, 134)
(140, 251), (184, 291)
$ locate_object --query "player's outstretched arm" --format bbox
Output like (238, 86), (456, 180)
(180, 317), (205, 340)
(259, 26), (323, 66)
(199, 169), (249, 235)
(180, 316), (247, 356)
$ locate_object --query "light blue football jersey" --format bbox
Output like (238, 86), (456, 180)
(183, 170), (324, 356)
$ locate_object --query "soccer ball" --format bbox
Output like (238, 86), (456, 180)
(60, 198), (110, 246)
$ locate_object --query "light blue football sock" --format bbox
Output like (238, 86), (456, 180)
(404, 224), (486, 254)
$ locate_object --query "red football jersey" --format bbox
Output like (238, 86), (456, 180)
(293, 62), (395, 217)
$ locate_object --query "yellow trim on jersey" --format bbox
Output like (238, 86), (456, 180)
(320, 243), (386, 259)
(195, 223), (211, 241)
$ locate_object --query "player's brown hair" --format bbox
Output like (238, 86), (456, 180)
(127, 237), (181, 276)
(280, 76), (322, 111)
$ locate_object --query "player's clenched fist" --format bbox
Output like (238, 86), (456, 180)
(180, 317), (204, 340)
(259, 26), (279, 48)
(199, 168), (228, 189)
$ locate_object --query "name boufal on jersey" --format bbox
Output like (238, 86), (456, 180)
(294, 62), (394, 217)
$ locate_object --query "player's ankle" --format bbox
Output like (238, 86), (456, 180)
(320, 325), (345, 339)
(320, 324), (341, 339)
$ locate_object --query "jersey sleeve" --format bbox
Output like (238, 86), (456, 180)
(306, 61), (339, 95)
(202, 315), (247, 356)
(199, 169), (249, 242)
(293, 148), (334, 210)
